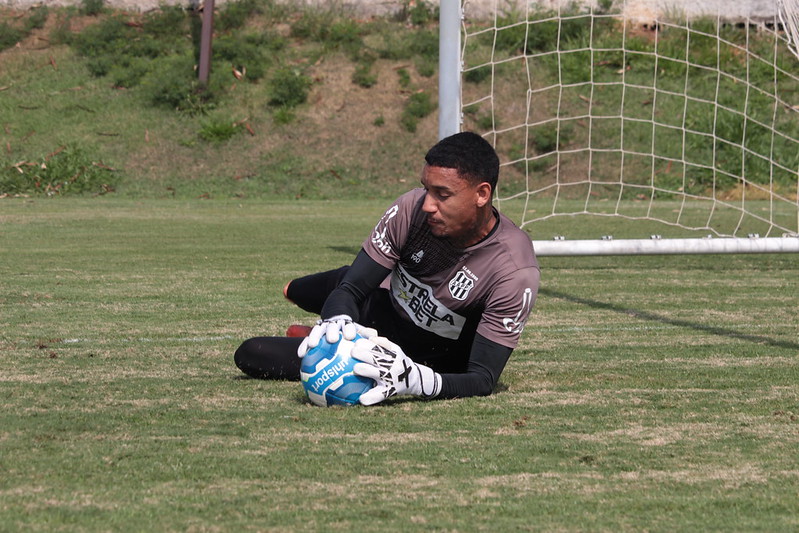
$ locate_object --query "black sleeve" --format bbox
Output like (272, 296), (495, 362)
(320, 249), (391, 321)
(437, 333), (513, 399)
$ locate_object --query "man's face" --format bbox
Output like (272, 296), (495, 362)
(420, 165), (491, 246)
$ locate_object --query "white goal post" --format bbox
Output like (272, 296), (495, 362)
(438, 0), (799, 255)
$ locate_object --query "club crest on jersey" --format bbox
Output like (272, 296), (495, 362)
(448, 270), (475, 301)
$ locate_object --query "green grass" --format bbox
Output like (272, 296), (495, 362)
(1, 198), (798, 531)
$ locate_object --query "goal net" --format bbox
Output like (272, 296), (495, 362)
(447, 0), (799, 254)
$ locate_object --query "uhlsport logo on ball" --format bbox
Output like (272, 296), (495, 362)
(300, 334), (374, 406)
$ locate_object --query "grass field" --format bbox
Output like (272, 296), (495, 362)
(1, 197), (797, 531)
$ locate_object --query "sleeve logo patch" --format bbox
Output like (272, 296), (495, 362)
(502, 288), (534, 333)
(371, 204), (399, 255)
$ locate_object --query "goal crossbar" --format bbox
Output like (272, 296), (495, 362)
(533, 236), (799, 256)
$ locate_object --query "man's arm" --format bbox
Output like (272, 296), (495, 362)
(319, 249), (391, 320)
(296, 250), (389, 358)
(438, 333), (513, 398)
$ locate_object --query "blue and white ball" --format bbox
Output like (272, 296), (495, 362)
(300, 334), (373, 407)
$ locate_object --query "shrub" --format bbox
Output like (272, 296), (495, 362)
(493, 14), (528, 54)
(25, 5), (50, 31)
(140, 54), (217, 114)
(216, 0), (263, 32)
(597, 0), (615, 14)
(494, 8), (590, 55)
(213, 33), (281, 81)
(414, 55), (436, 77)
(290, 10), (364, 57)
(397, 68), (411, 88)
(532, 127), (559, 154)
(372, 26), (427, 62)
(352, 62), (378, 88)
(290, 10), (335, 40)
(80, 0), (105, 16)
(327, 18), (363, 56)
(107, 56), (152, 88)
(398, 0), (438, 26)
(267, 67), (312, 108)
(401, 28), (438, 76)
(408, 28), (438, 60)
(410, 0), (438, 25)
(143, 5), (189, 44)
(72, 15), (140, 61)
(73, 8), (191, 85)
(464, 65), (491, 84)
(272, 107), (296, 125)
(0, 23), (25, 52)
(400, 91), (436, 132)
(198, 116), (242, 142)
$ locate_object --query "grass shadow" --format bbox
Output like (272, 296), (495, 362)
(540, 288), (799, 351)
(328, 245), (361, 256)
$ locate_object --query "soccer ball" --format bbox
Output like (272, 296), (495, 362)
(300, 334), (374, 407)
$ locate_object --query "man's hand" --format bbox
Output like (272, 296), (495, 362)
(351, 336), (442, 405)
(296, 315), (376, 358)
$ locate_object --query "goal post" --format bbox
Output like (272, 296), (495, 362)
(439, 0), (799, 255)
(438, 0), (462, 139)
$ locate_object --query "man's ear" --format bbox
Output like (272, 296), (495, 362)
(475, 182), (492, 208)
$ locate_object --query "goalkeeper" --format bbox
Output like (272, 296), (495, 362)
(234, 132), (540, 404)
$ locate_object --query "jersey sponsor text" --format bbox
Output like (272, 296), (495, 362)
(391, 265), (466, 339)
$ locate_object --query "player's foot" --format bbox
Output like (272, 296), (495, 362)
(286, 324), (312, 337)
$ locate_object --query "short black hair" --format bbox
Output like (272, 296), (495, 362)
(424, 131), (500, 190)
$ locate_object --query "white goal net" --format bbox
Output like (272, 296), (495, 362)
(449, 0), (799, 254)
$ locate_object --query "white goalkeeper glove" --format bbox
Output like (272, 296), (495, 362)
(296, 314), (377, 358)
(351, 336), (442, 405)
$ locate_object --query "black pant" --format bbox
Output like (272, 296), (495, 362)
(234, 266), (475, 379)
(233, 267), (348, 380)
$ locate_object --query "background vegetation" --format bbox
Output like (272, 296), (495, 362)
(2, 0), (797, 201)
(0, 0), (444, 199)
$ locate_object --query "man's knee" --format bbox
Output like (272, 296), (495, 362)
(283, 267), (349, 314)
(234, 338), (266, 379)
(283, 280), (293, 302)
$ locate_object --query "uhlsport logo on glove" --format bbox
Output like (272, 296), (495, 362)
(300, 333), (374, 407)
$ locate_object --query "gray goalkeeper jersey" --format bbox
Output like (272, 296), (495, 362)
(362, 188), (540, 349)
